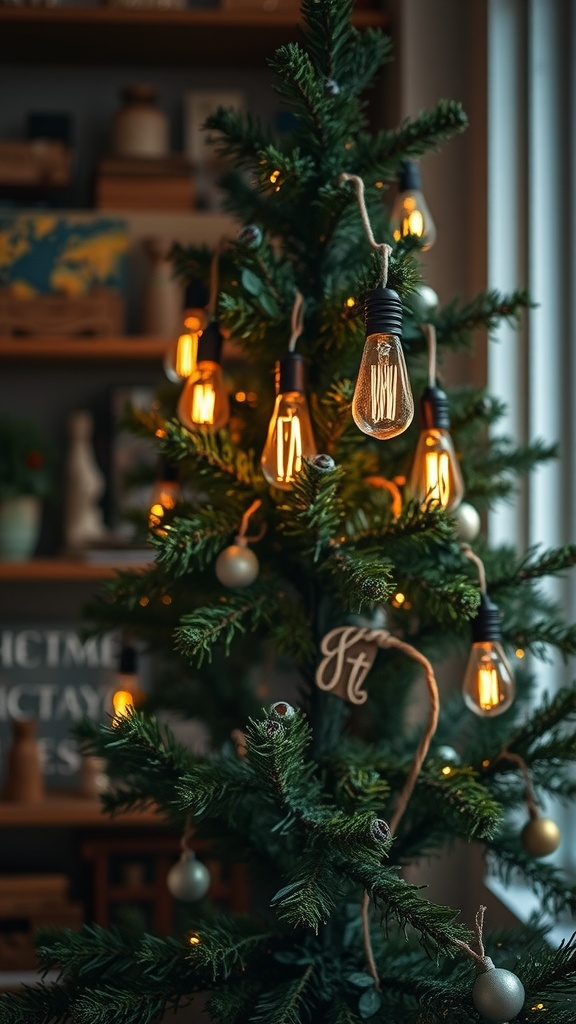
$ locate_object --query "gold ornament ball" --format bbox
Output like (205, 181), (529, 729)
(215, 544), (260, 588)
(521, 815), (561, 857)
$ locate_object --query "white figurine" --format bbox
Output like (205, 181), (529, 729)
(64, 410), (108, 550)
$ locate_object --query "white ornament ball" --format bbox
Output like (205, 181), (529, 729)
(453, 502), (481, 543)
(436, 745), (460, 766)
(167, 851), (211, 902)
(407, 284), (440, 319)
(215, 544), (260, 588)
(521, 815), (561, 857)
(472, 961), (525, 1022)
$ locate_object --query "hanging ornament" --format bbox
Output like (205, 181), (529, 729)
(167, 849), (211, 902)
(472, 959), (525, 1023)
(311, 454), (335, 472)
(389, 160), (436, 251)
(261, 291), (317, 489)
(521, 813), (561, 858)
(409, 325), (464, 512)
(339, 174), (414, 440)
(453, 501), (481, 543)
(405, 283), (440, 320)
(461, 549), (515, 717)
(435, 745), (460, 767)
(454, 907), (525, 1024)
(237, 224), (263, 249)
(215, 498), (264, 589)
(369, 818), (391, 844)
(167, 817), (211, 902)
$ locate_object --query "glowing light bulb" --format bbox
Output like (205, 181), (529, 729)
(177, 322), (229, 431)
(389, 161), (436, 251)
(409, 385), (464, 511)
(164, 308), (206, 383)
(261, 353), (317, 490)
(462, 594), (515, 717)
(352, 287), (414, 439)
(149, 460), (179, 533)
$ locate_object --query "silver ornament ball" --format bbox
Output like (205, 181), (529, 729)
(453, 502), (481, 543)
(435, 744), (460, 766)
(312, 453), (336, 472)
(237, 224), (263, 249)
(215, 544), (260, 588)
(167, 851), (211, 902)
(407, 283), (440, 319)
(472, 960), (525, 1022)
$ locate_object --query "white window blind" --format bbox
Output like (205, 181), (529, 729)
(487, 0), (576, 934)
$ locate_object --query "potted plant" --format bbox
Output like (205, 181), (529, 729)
(0, 416), (52, 561)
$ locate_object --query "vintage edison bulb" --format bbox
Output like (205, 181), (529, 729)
(462, 594), (515, 717)
(261, 353), (316, 490)
(352, 288), (413, 439)
(409, 387), (464, 511)
(149, 464), (179, 533)
(390, 161), (436, 251)
(177, 322), (229, 431)
(164, 310), (205, 382)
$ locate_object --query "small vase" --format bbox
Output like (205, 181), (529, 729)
(0, 494), (41, 561)
(112, 84), (169, 158)
(4, 719), (45, 803)
(141, 237), (183, 337)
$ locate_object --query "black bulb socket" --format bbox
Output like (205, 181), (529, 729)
(398, 160), (422, 192)
(119, 644), (137, 675)
(197, 321), (223, 364)
(158, 457), (178, 483)
(184, 279), (209, 309)
(420, 385), (451, 431)
(276, 352), (306, 394)
(365, 287), (403, 337)
(471, 593), (503, 644)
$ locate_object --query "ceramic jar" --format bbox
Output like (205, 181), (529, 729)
(112, 84), (169, 158)
(0, 494), (41, 561)
(4, 719), (45, 802)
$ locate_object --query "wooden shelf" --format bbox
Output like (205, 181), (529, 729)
(0, 5), (386, 66)
(0, 558), (152, 581)
(0, 336), (167, 362)
(0, 794), (164, 827)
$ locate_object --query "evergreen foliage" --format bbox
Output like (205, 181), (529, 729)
(2, 3), (575, 1024)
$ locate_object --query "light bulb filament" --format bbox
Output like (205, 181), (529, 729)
(424, 450), (450, 508)
(371, 358), (398, 423)
(175, 333), (198, 378)
(477, 665), (502, 711)
(192, 383), (216, 425)
(277, 411), (302, 483)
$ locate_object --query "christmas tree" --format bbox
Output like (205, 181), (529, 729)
(4, 2), (576, 1022)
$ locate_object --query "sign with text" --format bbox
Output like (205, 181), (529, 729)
(0, 626), (121, 790)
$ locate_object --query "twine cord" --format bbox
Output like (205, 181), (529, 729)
(425, 323), (437, 387)
(462, 544), (487, 594)
(236, 499), (266, 545)
(497, 750), (539, 817)
(339, 172), (392, 286)
(288, 290), (305, 352)
(453, 905), (488, 967)
(180, 815), (194, 854)
(207, 236), (228, 316)
(360, 630), (440, 988)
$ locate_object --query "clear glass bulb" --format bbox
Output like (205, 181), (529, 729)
(462, 641), (515, 717)
(390, 191), (436, 250)
(164, 332), (198, 382)
(409, 427), (464, 511)
(352, 332), (414, 439)
(261, 391), (317, 490)
(149, 479), (179, 533)
(177, 361), (230, 431)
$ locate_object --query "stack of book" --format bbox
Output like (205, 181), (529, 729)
(95, 155), (194, 210)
